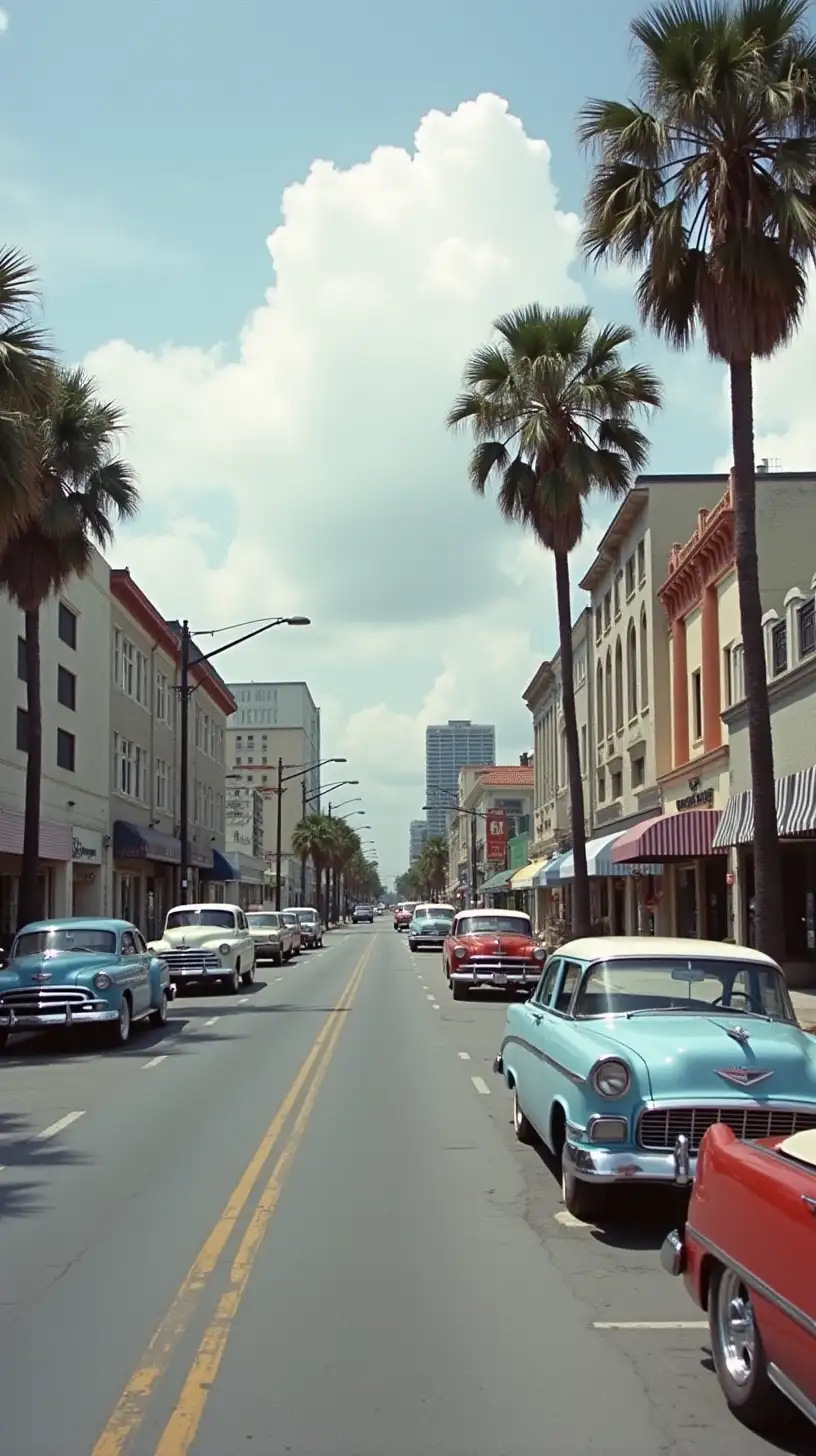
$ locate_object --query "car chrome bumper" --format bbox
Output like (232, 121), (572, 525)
(660, 1229), (686, 1277)
(564, 1139), (698, 1187)
(451, 971), (539, 988)
(169, 967), (231, 980)
(0, 1005), (120, 1028)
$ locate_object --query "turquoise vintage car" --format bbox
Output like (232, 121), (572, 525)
(0, 917), (174, 1050)
(493, 936), (816, 1221)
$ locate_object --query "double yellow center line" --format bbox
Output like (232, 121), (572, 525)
(93, 940), (373, 1456)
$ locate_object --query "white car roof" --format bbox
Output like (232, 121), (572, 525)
(457, 908), (530, 920)
(416, 904), (454, 915)
(167, 903), (240, 914)
(553, 935), (780, 967)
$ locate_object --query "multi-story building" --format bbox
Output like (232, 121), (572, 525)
(409, 818), (428, 864)
(224, 784), (267, 907)
(0, 547), (112, 935)
(425, 720), (495, 837)
(109, 573), (235, 937)
(226, 681), (321, 905)
(449, 762), (534, 902)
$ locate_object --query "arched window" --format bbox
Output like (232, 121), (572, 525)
(614, 639), (624, 731)
(605, 651), (613, 738)
(640, 608), (649, 708)
(627, 621), (638, 719)
(596, 662), (604, 741)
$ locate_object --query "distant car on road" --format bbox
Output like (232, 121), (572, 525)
(148, 903), (256, 994)
(246, 910), (290, 965)
(408, 905), (454, 951)
(280, 911), (302, 953)
(290, 908), (324, 948)
(393, 902), (416, 932)
(352, 904), (374, 924)
(0, 917), (174, 1049)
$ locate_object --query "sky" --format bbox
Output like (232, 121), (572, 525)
(3, 0), (816, 884)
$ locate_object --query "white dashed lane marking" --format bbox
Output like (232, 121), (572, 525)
(142, 1055), (167, 1070)
(554, 1210), (588, 1228)
(470, 1076), (491, 1095)
(593, 1321), (708, 1330)
(457, 1051), (470, 1060)
(204, 1017), (219, 1028)
(36, 1111), (85, 1141)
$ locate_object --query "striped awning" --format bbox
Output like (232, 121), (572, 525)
(713, 767), (816, 850)
(542, 850), (572, 886)
(555, 830), (660, 881)
(510, 858), (549, 891)
(612, 809), (721, 864)
(479, 866), (515, 893)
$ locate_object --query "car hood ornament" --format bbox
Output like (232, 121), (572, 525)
(726, 1024), (751, 1045)
(715, 1067), (774, 1087)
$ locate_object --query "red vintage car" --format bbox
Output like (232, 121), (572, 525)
(393, 902), (416, 932)
(662, 1122), (816, 1434)
(443, 908), (546, 999)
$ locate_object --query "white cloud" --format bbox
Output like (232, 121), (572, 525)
(0, 11), (8, 36)
(85, 93), (607, 880)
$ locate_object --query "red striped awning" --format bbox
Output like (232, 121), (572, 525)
(611, 809), (722, 864)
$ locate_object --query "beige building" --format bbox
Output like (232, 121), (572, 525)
(0, 547), (112, 937)
(446, 763), (533, 904)
(109, 571), (235, 937)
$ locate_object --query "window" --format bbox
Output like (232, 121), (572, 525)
(534, 959), (561, 1006)
(16, 707), (28, 753)
(604, 652), (613, 738)
(555, 962), (582, 1014)
(58, 602), (77, 649)
(614, 639), (624, 731)
(637, 540), (646, 585)
(597, 768), (606, 803)
(580, 725), (587, 776)
(640, 609), (649, 708)
(216, 793), (224, 832)
(121, 931), (138, 956)
(722, 645), (733, 709)
(626, 622), (638, 719)
(57, 665), (76, 711)
(611, 769), (622, 799)
(603, 591), (612, 631)
(595, 607), (603, 643)
(156, 757), (169, 809)
(614, 573), (622, 619)
(114, 734), (146, 800)
(16, 636), (26, 681)
(631, 755), (645, 789)
(596, 662), (604, 740)
(691, 669), (703, 743)
(114, 629), (148, 705)
(771, 620), (788, 677)
(625, 555), (635, 599)
(799, 599), (816, 659)
(155, 669), (171, 725)
(57, 728), (75, 772)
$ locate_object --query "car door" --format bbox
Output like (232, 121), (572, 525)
(133, 930), (155, 1011)
(514, 959), (562, 1137)
(120, 930), (150, 1014)
(237, 911), (254, 965)
(755, 1157), (816, 1405)
(527, 960), (584, 1149)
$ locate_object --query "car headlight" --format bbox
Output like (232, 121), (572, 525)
(93, 972), (112, 990)
(219, 943), (231, 956)
(591, 1058), (631, 1099)
(454, 945), (468, 960)
(532, 946), (547, 962)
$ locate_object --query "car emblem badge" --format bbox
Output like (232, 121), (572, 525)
(31, 972), (52, 983)
(715, 1067), (774, 1087)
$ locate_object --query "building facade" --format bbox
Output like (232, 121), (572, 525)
(409, 818), (428, 864)
(425, 720), (495, 837)
(224, 784), (267, 908)
(448, 763), (533, 903)
(0, 547), (112, 937)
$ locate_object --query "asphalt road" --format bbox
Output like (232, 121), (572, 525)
(0, 925), (810, 1455)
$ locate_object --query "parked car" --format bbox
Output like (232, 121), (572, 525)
(280, 910), (302, 953)
(290, 907), (324, 948)
(246, 910), (289, 965)
(444, 908), (545, 999)
(0, 918), (174, 1049)
(248, 905), (295, 960)
(408, 905), (454, 951)
(352, 903), (374, 924)
(394, 902), (416, 932)
(661, 1121), (816, 1435)
(148, 903), (256, 993)
(493, 935), (816, 1221)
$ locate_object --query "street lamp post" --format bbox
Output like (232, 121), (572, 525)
(178, 614), (309, 903)
(302, 778), (360, 908)
(274, 757), (347, 910)
(423, 796), (483, 908)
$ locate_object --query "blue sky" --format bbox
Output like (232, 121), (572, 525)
(5, 0), (811, 880)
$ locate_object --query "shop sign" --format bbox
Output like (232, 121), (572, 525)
(676, 787), (714, 811)
(72, 827), (103, 865)
(485, 811), (508, 863)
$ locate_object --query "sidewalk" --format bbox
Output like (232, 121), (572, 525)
(790, 988), (816, 1030)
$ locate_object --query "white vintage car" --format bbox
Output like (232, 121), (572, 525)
(148, 903), (256, 994)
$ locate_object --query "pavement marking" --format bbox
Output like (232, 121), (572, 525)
(471, 1076), (491, 1095)
(593, 1321), (708, 1330)
(426, 993), (435, 1001)
(237, 996), (250, 1004)
(275, 976), (283, 983)
(36, 1111), (85, 1141)
(204, 1017), (219, 1028)
(458, 1051), (471, 1060)
(153, 950), (367, 1455)
(554, 1210), (587, 1228)
(91, 938), (375, 1456)
(142, 1055), (168, 1071)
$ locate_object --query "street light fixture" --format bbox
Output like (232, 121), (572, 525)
(423, 797), (485, 908)
(177, 614), (310, 902)
(328, 797), (362, 814)
(300, 780), (358, 898)
(276, 756), (347, 910)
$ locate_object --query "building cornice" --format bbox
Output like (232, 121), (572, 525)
(658, 742), (729, 788)
(110, 569), (237, 717)
(657, 484), (735, 625)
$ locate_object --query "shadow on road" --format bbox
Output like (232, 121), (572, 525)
(0, 1016), (244, 1064)
(0, 1111), (91, 1221)
(529, 1132), (686, 1250)
(697, 1352), (813, 1453)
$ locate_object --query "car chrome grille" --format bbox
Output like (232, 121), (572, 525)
(0, 986), (96, 1016)
(638, 1105), (816, 1152)
(468, 955), (535, 972)
(161, 949), (220, 971)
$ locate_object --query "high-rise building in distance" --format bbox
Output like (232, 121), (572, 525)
(425, 720), (496, 836)
(409, 819), (428, 864)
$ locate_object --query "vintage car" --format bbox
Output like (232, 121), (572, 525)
(280, 910), (302, 953)
(0, 917), (174, 1049)
(291, 908), (323, 948)
(493, 936), (816, 1221)
(148, 903), (256, 993)
(661, 1122), (816, 1434)
(394, 902), (417, 932)
(444, 908), (546, 998)
(408, 905), (454, 951)
(352, 903), (374, 924)
(246, 909), (292, 965)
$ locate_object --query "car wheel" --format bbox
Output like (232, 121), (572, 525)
(561, 1145), (604, 1223)
(0, 1029), (9, 1052)
(408, 940), (417, 951)
(513, 1088), (534, 1144)
(150, 989), (169, 1027)
(709, 1265), (785, 1430)
(223, 967), (240, 995)
(241, 962), (255, 986)
(452, 980), (468, 1000)
(273, 950), (283, 966)
(110, 995), (132, 1047)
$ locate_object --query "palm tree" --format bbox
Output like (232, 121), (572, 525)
(418, 835), (448, 899)
(328, 819), (360, 920)
(0, 366), (139, 929)
(292, 813), (335, 917)
(447, 305), (660, 936)
(0, 248), (54, 544)
(577, 0), (816, 959)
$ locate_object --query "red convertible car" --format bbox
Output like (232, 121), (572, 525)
(443, 908), (546, 999)
(662, 1122), (816, 1434)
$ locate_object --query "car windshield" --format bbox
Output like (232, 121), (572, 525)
(281, 913), (298, 925)
(574, 956), (796, 1021)
(296, 912), (318, 923)
(166, 909), (236, 930)
(14, 927), (117, 957)
(416, 914), (452, 926)
(399, 904), (416, 913)
(458, 916), (532, 937)
(248, 914), (279, 929)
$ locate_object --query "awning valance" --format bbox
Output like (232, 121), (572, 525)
(113, 820), (181, 865)
(479, 867), (515, 893)
(510, 858), (549, 891)
(713, 767), (816, 849)
(612, 809), (720, 864)
(554, 830), (661, 881)
(200, 849), (240, 881)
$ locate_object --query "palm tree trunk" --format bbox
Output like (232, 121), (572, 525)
(324, 866), (332, 926)
(554, 551), (590, 936)
(18, 608), (43, 931)
(729, 359), (784, 962)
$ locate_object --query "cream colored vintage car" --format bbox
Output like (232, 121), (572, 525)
(147, 903), (256, 994)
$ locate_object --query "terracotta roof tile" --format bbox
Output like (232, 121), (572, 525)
(478, 766), (534, 786)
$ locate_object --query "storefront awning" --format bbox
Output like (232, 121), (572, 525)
(713, 767), (816, 849)
(510, 858), (549, 891)
(542, 850), (572, 886)
(612, 810), (720, 864)
(553, 831), (661, 881)
(479, 867), (515, 893)
(113, 820), (181, 865)
(200, 849), (240, 881)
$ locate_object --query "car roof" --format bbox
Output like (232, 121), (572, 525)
(416, 904), (454, 912)
(17, 917), (131, 934)
(167, 903), (241, 913)
(457, 908), (530, 919)
(553, 935), (780, 967)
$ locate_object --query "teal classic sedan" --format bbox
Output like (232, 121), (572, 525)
(493, 936), (816, 1222)
(0, 917), (174, 1050)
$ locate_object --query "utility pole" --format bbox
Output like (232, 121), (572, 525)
(301, 778), (307, 902)
(275, 756), (284, 910)
(470, 812), (478, 909)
